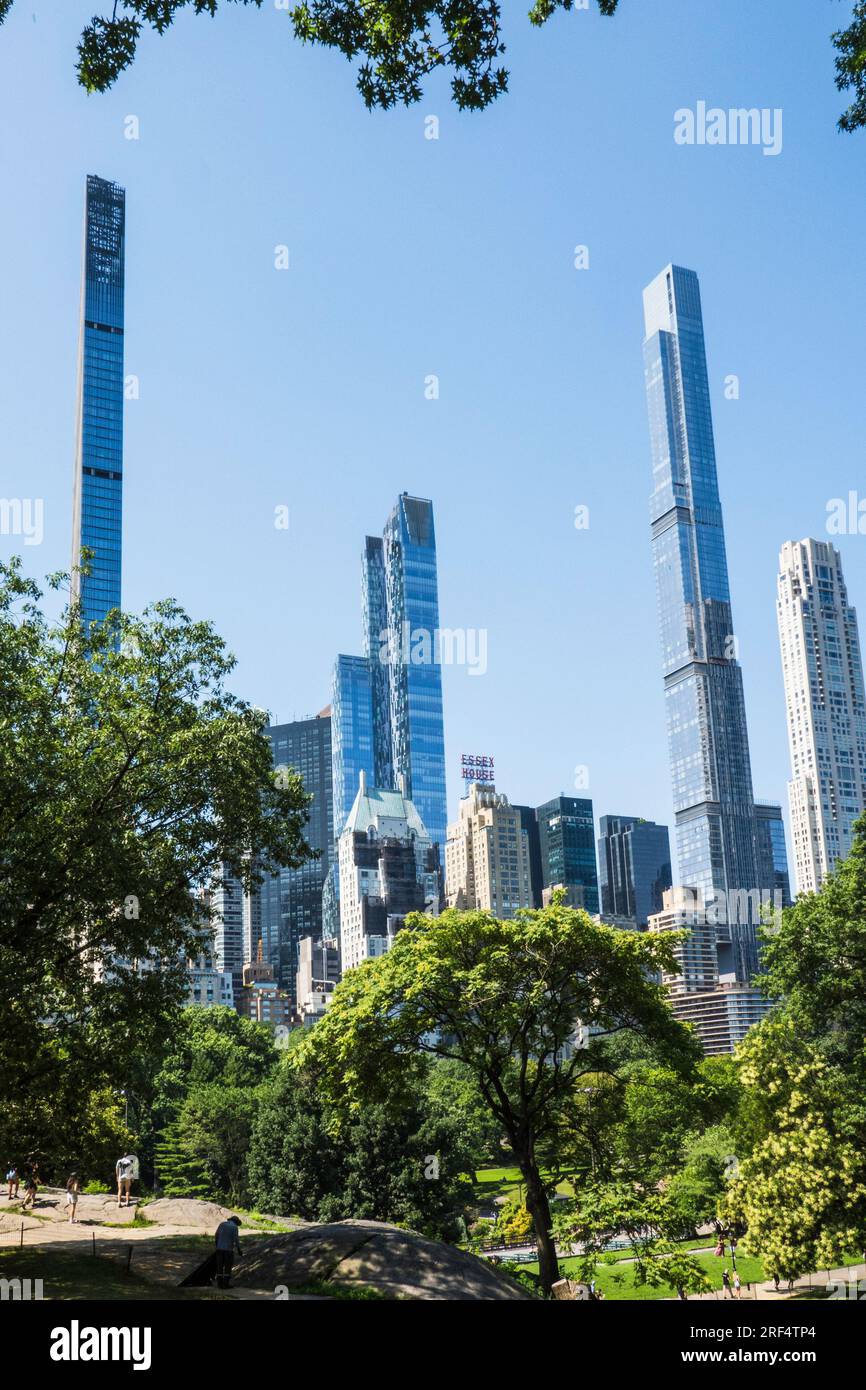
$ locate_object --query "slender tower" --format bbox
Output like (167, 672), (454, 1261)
(777, 538), (866, 894)
(71, 175), (126, 628)
(642, 265), (767, 979)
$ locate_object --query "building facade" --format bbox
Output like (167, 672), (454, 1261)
(445, 783), (534, 917)
(254, 712), (333, 998)
(777, 538), (866, 894)
(597, 815), (672, 926)
(71, 175), (126, 630)
(754, 801), (793, 907)
(642, 263), (771, 977)
(536, 796), (599, 915)
(649, 887), (770, 1055)
(332, 496), (448, 854)
(338, 773), (441, 972)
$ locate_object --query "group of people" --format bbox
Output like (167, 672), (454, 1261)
(3, 1153), (139, 1224)
(5, 1163), (39, 1208)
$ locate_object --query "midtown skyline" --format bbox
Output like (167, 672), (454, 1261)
(2, 2), (864, 881)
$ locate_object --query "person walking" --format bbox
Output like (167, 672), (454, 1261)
(115, 1153), (136, 1208)
(214, 1215), (242, 1289)
(5, 1165), (19, 1200)
(65, 1173), (81, 1224)
(772, 1271), (781, 1292)
(722, 1268), (732, 1299)
(733, 1272), (742, 1300)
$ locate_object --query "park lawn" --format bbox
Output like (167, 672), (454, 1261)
(523, 1248), (766, 1301)
(473, 1166), (574, 1202)
(0, 1247), (228, 1300)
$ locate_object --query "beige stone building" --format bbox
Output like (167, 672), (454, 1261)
(445, 783), (533, 918)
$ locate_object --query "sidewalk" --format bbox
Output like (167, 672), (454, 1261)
(687, 1262), (866, 1301)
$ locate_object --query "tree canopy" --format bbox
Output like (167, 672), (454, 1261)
(3, 1), (862, 131)
(293, 896), (698, 1292)
(0, 559), (312, 1114)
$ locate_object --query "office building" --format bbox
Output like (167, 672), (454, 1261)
(71, 175), (126, 630)
(597, 815), (672, 926)
(536, 796), (599, 915)
(254, 711), (333, 997)
(777, 538), (866, 894)
(296, 935), (341, 1025)
(754, 801), (792, 907)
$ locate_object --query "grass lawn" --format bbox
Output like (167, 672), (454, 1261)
(522, 1248), (767, 1301)
(0, 1247), (228, 1301)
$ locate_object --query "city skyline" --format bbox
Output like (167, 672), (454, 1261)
(2, 4), (865, 886)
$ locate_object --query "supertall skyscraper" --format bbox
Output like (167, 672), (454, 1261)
(777, 538), (866, 894)
(71, 175), (126, 628)
(331, 494), (448, 852)
(642, 264), (770, 979)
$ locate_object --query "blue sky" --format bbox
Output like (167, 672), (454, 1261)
(1, 1), (864, 873)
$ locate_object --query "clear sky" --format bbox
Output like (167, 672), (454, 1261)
(1, 1), (864, 874)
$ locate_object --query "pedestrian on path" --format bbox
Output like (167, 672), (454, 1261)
(5, 1165), (19, 1200)
(65, 1173), (81, 1224)
(772, 1272), (781, 1291)
(733, 1272), (741, 1300)
(214, 1215), (242, 1289)
(722, 1268), (732, 1299)
(115, 1153), (137, 1207)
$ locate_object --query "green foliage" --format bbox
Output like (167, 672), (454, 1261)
(159, 1083), (260, 1205)
(292, 898), (696, 1290)
(0, 1083), (132, 1187)
(727, 820), (866, 1277)
(495, 1196), (533, 1244)
(835, 2), (866, 131)
(0, 560), (310, 1119)
(248, 1063), (474, 1239)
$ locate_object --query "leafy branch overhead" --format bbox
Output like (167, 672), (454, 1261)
(0, 1), (862, 130)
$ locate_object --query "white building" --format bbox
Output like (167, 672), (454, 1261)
(338, 772), (441, 972)
(444, 782), (533, 918)
(777, 539), (866, 894)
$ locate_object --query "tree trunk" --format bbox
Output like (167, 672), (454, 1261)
(519, 1156), (559, 1295)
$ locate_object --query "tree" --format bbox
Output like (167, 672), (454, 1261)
(553, 1181), (712, 1300)
(155, 1082), (260, 1204)
(248, 1062), (474, 1238)
(3, 0), (863, 133)
(293, 897), (696, 1293)
(723, 821), (866, 1275)
(0, 560), (312, 1111)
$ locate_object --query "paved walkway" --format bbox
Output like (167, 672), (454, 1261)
(685, 1262), (866, 1301)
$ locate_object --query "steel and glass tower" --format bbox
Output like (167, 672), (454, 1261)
(382, 494), (448, 852)
(642, 265), (766, 978)
(71, 175), (126, 629)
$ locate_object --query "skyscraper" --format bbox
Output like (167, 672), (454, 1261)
(255, 712), (334, 999)
(71, 175), (126, 629)
(331, 495), (448, 855)
(597, 815), (672, 925)
(777, 538), (866, 894)
(754, 801), (792, 907)
(382, 494), (448, 851)
(536, 796), (599, 914)
(642, 264), (769, 977)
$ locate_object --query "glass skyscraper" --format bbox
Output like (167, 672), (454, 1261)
(331, 494), (448, 854)
(536, 796), (599, 915)
(254, 712), (334, 999)
(71, 175), (126, 629)
(642, 264), (770, 979)
(597, 815), (672, 926)
(382, 494), (448, 851)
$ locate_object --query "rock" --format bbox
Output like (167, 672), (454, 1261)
(140, 1198), (237, 1228)
(233, 1219), (535, 1300)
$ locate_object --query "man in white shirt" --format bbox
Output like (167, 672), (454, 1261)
(115, 1153), (136, 1207)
